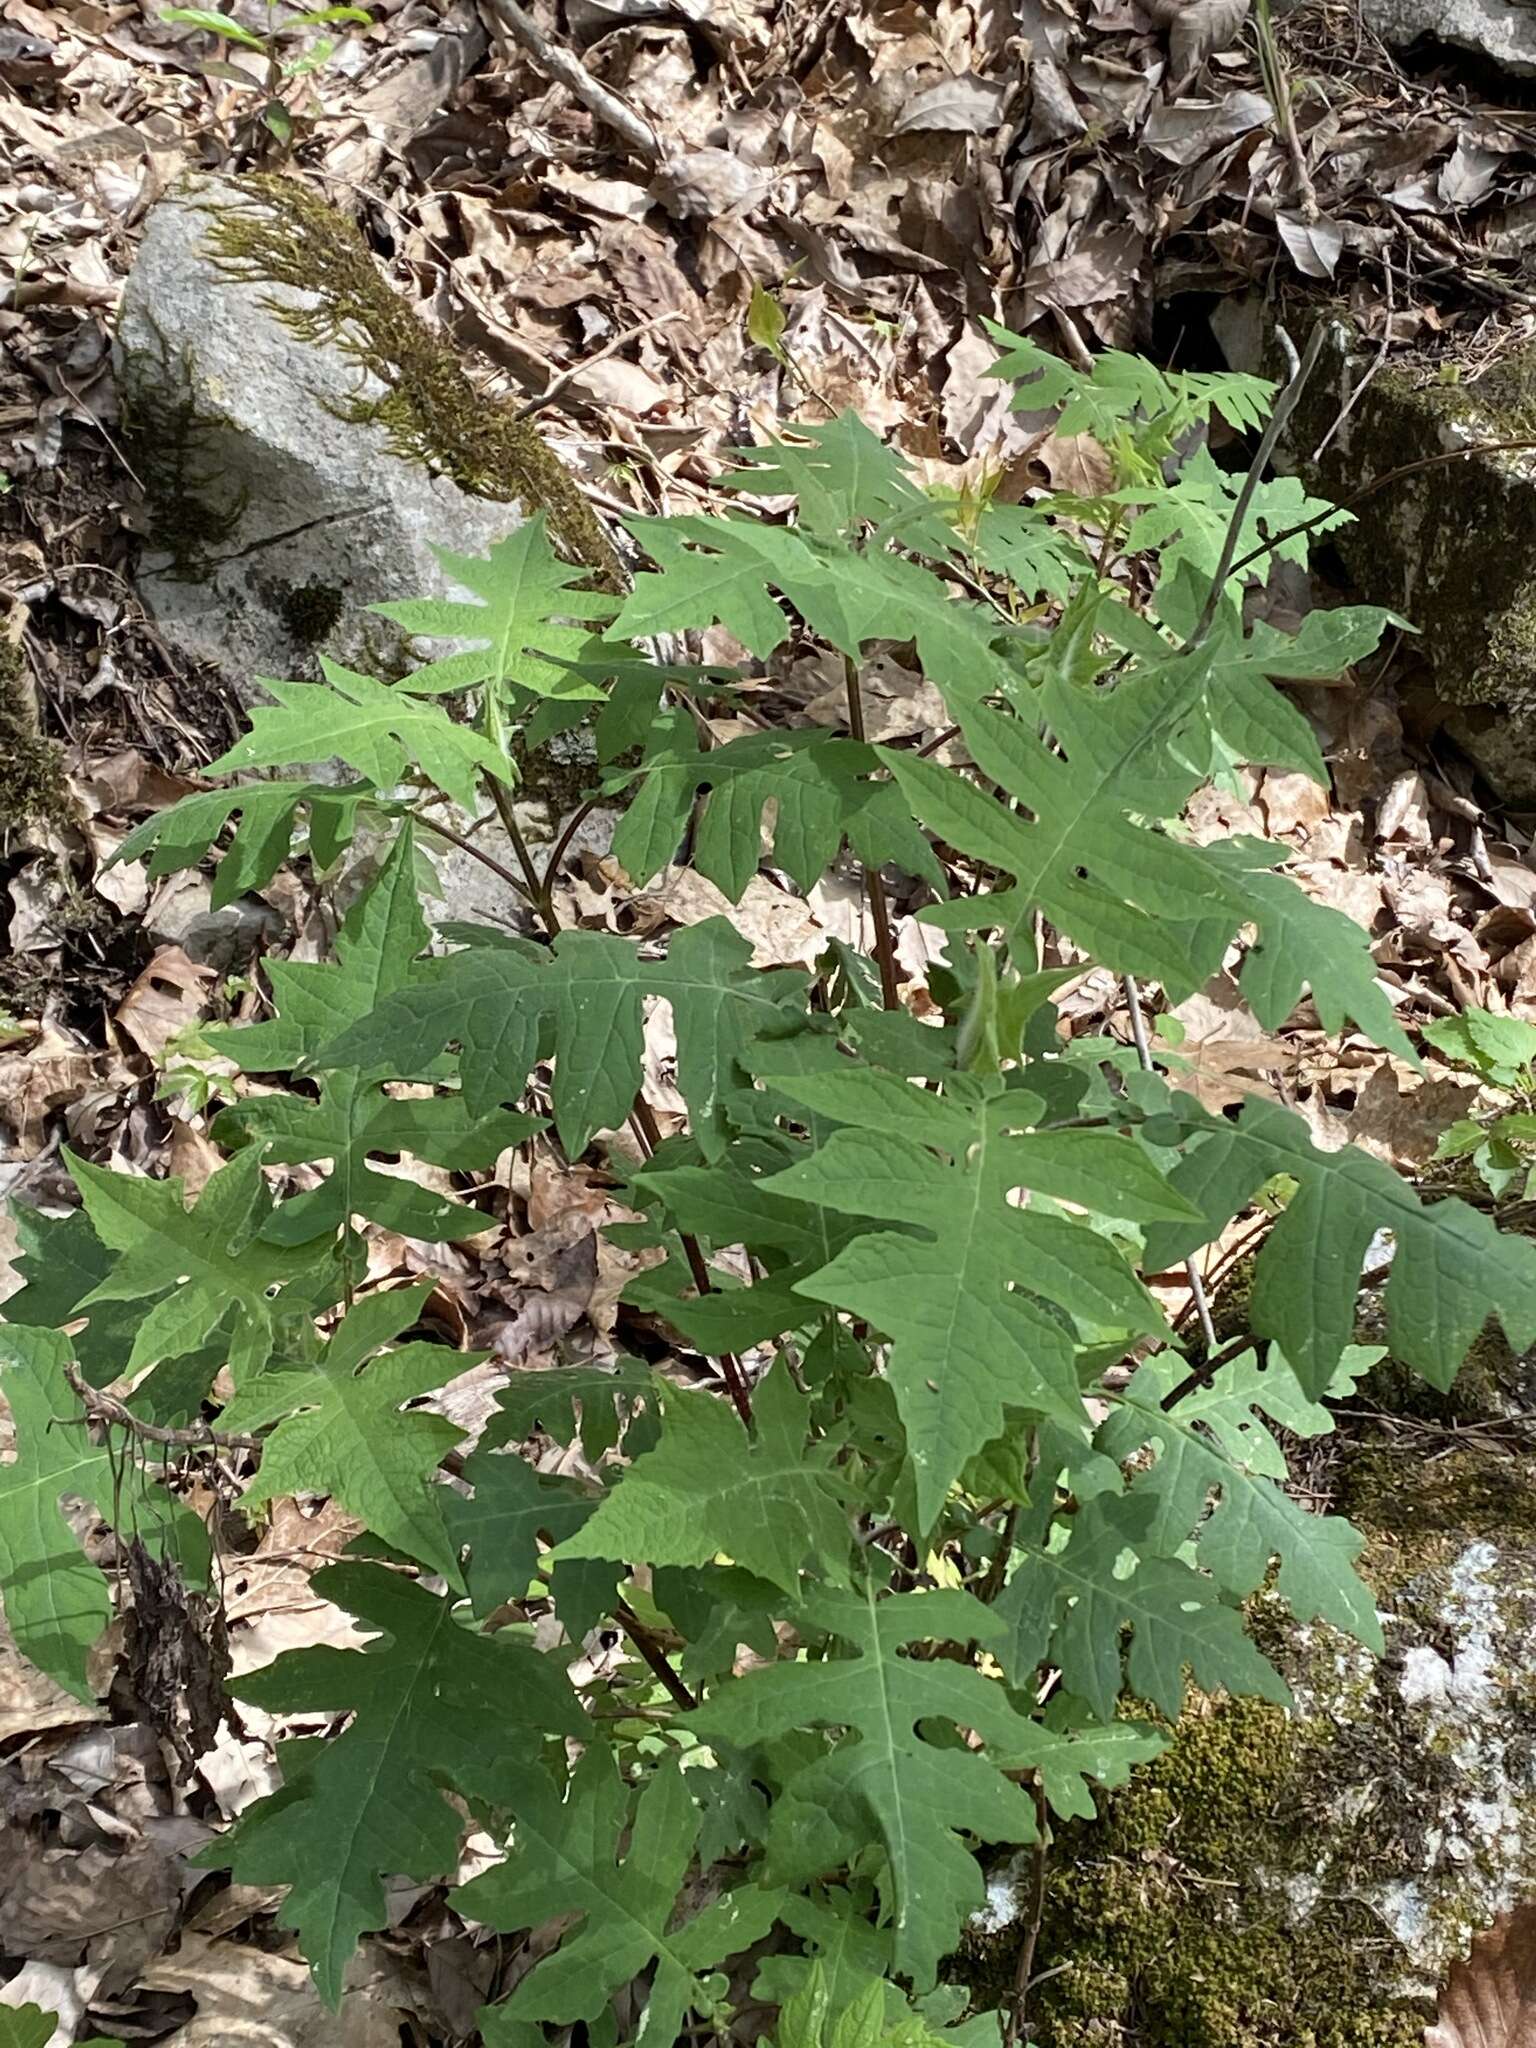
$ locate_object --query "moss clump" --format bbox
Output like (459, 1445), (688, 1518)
(270, 576), (346, 648)
(191, 175), (620, 590)
(1006, 1697), (1428, 2048)
(0, 625), (72, 835)
(117, 317), (246, 581)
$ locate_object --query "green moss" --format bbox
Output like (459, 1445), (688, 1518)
(117, 316), (246, 581)
(269, 577), (347, 648)
(1341, 1441), (1536, 1580)
(1295, 322), (1536, 722)
(0, 628), (72, 835)
(1007, 1698), (1428, 2048)
(190, 174), (620, 590)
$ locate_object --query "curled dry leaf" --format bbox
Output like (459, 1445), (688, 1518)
(894, 73), (1010, 136)
(1429, 1903), (1536, 2048)
(0, 1028), (95, 1158)
(113, 945), (214, 1060)
(1143, 0), (1251, 84)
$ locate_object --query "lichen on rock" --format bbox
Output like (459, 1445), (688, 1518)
(972, 1439), (1536, 2047)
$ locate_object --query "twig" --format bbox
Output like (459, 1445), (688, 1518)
(1121, 976), (1218, 1355)
(842, 655), (901, 1011)
(1229, 430), (1536, 582)
(515, 312), (686, 421)
(481, 0), (664, 165)
(1312, 261), (1392, 464)
(1187, 321), (1328, 651)
(63, 1360), (262, 1452)
(614, 1598), (697, 1711)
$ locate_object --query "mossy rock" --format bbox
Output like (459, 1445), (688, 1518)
(1288, 318), (1536, 795)
(975, 1442), (1536, 2046)
(114, 173), (615, 700)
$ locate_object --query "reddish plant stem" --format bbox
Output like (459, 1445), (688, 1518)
(1004, 1779), (1053, 2048)
(414, 814), (535, 904)
(486, 778), (553, 917)
(629, 1095), (754, 1427)
(842, 654), (901, 1011)
(614, 1599), (697, 1711)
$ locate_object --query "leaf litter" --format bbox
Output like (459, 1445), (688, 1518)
(5, 0), (1536, 2036)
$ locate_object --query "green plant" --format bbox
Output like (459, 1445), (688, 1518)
(161, 4), (372, 150)
(1426, 1004), (1536, 1199)
(5, 331), (1532, 2045)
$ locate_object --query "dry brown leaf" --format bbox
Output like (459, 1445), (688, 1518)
(894, 72), (1009, 135)
(0, 1028), (95, 1157)
(1276, 210), (1344, 280)
(1144, 0), (1250, 82)
(1260, 768), (1333, 838)
(113, 944), (214, 1059)
(1165, 976), (1299, 1111)
(1377, 770), (1434, 849)
(1429, 1903), (1536, 2048)
(1036, 430), (1113, 496)
(1302, 1062), (1478, 1171)
(144, 1932), (409, 2046)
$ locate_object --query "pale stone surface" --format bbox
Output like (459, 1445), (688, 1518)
(1362, 0), (1536, 75)
(115, 176), (520, 701)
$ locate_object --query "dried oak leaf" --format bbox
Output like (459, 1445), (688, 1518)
(1429, 1905), (1536, 2048)
(1143, 0), (1251, 83)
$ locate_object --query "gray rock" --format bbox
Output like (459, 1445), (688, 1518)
(1211, 304), (1536, 800)
(1361, 0), (1536, 75)
(115, 175), (520, 700)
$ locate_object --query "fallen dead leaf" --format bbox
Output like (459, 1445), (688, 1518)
(1428, 1903), (1536, 2048)
(143, 1932), (410, 2046)
(113, 945), (214, 1060)
(1301, 1061), (1479, 1170)
(0, 1027), (95, 1157)
(1164, 976), (1299, 1111)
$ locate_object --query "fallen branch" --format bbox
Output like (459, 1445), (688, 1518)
(63, 1359), (263, 1453)
(482, 0), (664, 165)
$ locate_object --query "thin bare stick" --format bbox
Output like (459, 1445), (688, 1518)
(629, 1095), (755, 1427)
(1312, 262), (1392, 464)
(1230, 431), (1536, 583)
(843, 655), (901, 1011)
(1159, 1332), (1259, 1412)
(482, 0), (664, 164)
(63, 1361), (262, 1453)
(515, 311), (685, 421)
(1121, 976), (1218, 1354)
